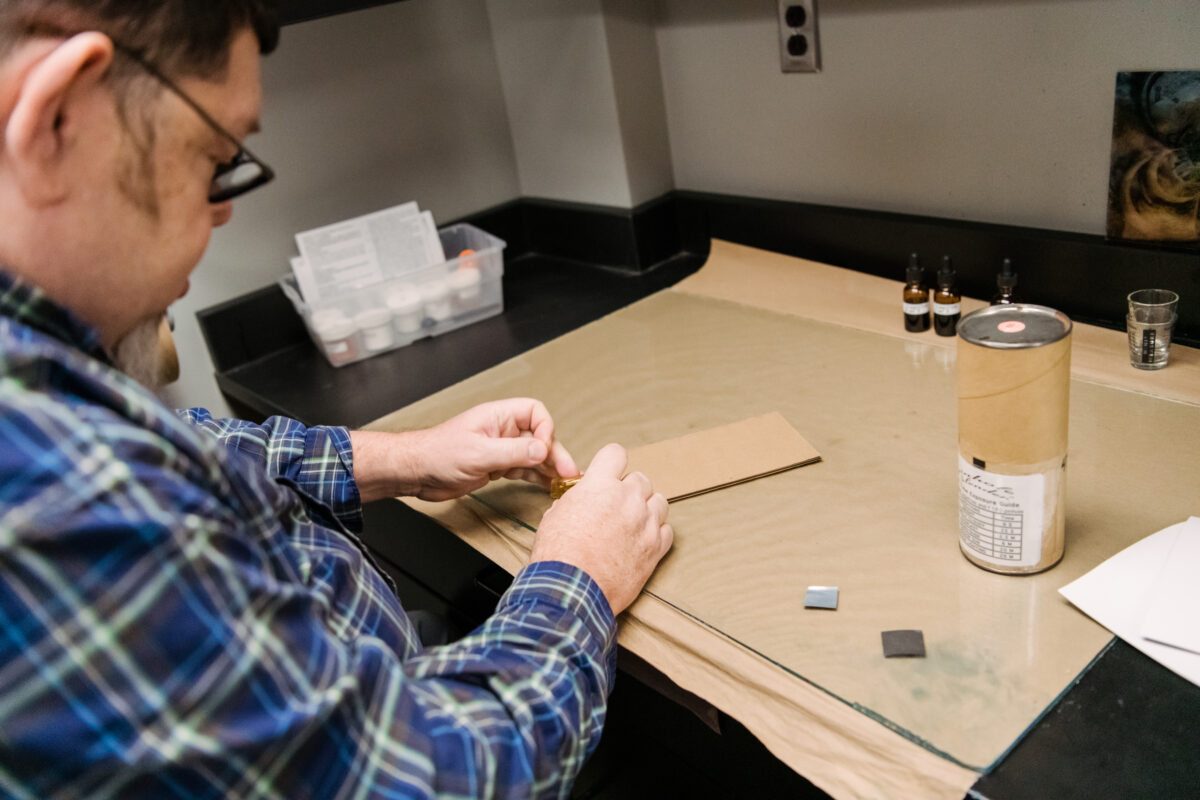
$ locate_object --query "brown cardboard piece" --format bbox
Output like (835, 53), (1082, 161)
(626, 411), (821, 501)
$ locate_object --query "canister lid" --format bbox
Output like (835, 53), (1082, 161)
(958, 304), (1071, 349)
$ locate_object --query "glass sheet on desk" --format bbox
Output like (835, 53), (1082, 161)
(366, 288), (1200, 773)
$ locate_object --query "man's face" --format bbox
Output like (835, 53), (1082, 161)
(98, 27), (263, 346)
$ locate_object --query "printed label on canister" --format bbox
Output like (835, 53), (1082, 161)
(958, 456), (1044, 568)
(903, 301), (930, 315)
(934, 302), (961, 316)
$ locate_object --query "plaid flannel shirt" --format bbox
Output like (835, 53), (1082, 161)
(0, 269), (616, 799)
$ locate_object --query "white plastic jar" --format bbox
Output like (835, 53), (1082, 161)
(420, 279), (453, 323)
(447, 266), (482, 309)
(354, 306), (395, 354)
(311, 309), (361, 367)
(385, 285), (423, 335)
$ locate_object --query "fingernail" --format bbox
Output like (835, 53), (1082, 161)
(528, 440), (548, 461)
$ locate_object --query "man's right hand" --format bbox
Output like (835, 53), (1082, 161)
(530, 443), (673, 615)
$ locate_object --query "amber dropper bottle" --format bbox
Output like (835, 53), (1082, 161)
(991, 258), (1019, 305)
(903, 253), (930, 332)
(933, 256), (961, 336)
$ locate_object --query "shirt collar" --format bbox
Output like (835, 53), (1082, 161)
(0, 267), (111, 363)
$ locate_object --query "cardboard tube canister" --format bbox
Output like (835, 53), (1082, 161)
(957, 305), (1072, 574)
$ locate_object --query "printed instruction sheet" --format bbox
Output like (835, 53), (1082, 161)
(292, 202), (444, 303)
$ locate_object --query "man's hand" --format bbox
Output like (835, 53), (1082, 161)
(530, 443), (673, 615)
(350, 398), (577, 503)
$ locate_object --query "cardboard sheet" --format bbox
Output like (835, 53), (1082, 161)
(626, 412), (820, 501)
(367, 240), (1200, 799)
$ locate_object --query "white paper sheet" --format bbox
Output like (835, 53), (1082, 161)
(1140, 517), (1200, 656)
(292, 203), (444, 304)
(1059, 517), (1200, 687)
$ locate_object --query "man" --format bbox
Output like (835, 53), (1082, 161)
(0, 2), (673, 797)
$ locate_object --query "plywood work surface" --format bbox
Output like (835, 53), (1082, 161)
(367, 241), (1200, 799)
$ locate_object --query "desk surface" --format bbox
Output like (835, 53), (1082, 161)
(368, 242), (1199, 796)
(205, 244), (1200, 799)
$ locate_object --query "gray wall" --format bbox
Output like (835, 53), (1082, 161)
(486, 0), (631, 205)
(656, 0), (1200, 232)
(168, 0), (1200, 417)
(486, 0), (674, 207)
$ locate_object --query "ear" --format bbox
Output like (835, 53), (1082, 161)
(5, 33), (115, 206)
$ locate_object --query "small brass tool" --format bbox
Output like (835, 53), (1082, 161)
(549, 475), (582, 499)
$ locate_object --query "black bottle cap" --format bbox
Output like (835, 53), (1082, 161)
(938, 255), (955, 283)
(997, 258), (1018, 288)
(906, 252), (922, 283)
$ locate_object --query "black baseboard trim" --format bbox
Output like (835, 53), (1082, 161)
(458, 191), (1199, 347)
(455, 194), (683, 273)
(200, 191), (1198, 376)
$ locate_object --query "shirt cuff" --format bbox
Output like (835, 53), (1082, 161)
(499, 560), (618, 683)
(310, 424), (363, 532)
(177, 408), (364, 534)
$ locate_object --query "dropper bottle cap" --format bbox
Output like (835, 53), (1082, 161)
(938, 255), (955, 285)
(997, 258), (1017, 289)
(906, 252), (922, 283)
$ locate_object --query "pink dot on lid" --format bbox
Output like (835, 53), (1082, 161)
(998, 321), (1026, 333)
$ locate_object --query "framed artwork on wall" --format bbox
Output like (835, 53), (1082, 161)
(1107, 71), (1200, 245)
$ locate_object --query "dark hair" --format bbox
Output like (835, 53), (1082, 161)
(0, 0), (280, 76)
(1, 1), (281, 219)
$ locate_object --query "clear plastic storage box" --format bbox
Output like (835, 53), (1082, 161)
(281, 223), (506, 367)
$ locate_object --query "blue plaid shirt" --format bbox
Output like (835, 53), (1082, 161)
(0, 270), (617, 799)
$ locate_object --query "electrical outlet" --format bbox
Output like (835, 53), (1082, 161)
(778, 0), (820, 73)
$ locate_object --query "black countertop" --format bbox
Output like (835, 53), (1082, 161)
(201, 248), (1200, 800)
(206, 252), (704, 428)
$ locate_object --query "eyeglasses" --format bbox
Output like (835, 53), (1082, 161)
(111, 43), (274, 203)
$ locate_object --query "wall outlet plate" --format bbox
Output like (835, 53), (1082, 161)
(778, 0), (820, 73)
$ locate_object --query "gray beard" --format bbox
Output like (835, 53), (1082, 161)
(111, 316), (168, 391)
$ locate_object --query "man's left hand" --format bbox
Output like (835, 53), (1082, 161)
(349, 398), (578, 503)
